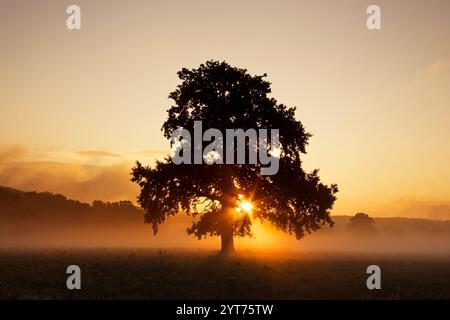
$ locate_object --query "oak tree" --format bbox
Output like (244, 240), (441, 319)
(131, 61), (338, 254)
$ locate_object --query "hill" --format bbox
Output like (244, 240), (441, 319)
(0, 186), (147, 247)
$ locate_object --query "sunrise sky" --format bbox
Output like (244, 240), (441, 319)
(1, 0), (449, 219)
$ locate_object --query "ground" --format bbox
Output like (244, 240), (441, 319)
(1, 249), (450, 299)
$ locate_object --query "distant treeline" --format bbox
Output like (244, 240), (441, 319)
(323, 215), (450, 237)
(1, 186), (450, 250)
(2, 185), (450, 235)
(0, 186), (143, 225)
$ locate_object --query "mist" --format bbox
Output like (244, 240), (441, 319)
(2, 208), (449, 255)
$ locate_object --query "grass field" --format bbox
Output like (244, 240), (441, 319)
(1, 249), (450, 299)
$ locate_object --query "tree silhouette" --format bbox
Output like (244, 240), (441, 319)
(131, 61), (338, 254)
(346, 212), (376, 236)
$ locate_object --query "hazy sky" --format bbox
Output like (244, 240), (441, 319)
(1, 0), (449, 218)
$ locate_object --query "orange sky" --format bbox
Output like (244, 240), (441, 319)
(1, 0), (449, 219)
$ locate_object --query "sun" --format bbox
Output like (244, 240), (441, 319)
(236, 195), (254, 216)
(239, 200), (253, 213)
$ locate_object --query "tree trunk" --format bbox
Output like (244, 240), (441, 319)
(220, 174), (237, 255)
(220, 207), (235, 255)
(220, 224), (235, 255)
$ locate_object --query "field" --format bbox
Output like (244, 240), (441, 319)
(1, 249), (450, 300)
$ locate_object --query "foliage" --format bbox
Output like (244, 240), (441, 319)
(132, 60), (338, 243)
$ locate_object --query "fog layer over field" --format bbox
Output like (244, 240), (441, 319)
(1, 186), (450, 254)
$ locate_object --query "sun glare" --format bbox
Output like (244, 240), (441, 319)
(236, 195), (254, 217)
(240, 201), (253, 213)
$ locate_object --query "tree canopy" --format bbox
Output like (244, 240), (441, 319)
(347, 212), (376, 236)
